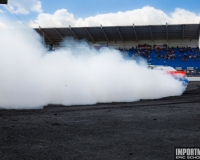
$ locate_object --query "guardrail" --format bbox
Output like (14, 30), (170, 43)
(187, 77), (200, 81)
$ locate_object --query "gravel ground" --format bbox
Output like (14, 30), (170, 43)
(0, 82), (200, 160)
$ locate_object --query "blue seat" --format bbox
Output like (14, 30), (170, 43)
(123, 48), (200, 70)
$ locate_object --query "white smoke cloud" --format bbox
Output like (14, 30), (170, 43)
(30, 6), (200, 27)
(0, 28), (185, 109)
(7, 0), (42, 14)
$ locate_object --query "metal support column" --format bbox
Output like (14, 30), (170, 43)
(43, 32), (45, 45)
(101, 25), (109, 42)
(149, 25), (153, 48)
(116, 27), (124, 42)
(39, 26), (53, 45)
(54, 28), (63, 39)
(182, 24), (184, 47)
(69, 25), (79, 39)
(85, 27), (95, 42)
(133, 24), (138, 47)
(198, 22), (200, 48)
(166, 23), (168, 48)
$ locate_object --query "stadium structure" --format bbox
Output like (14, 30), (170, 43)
(34, 24), (200, 75)
(0, 0), (7, 4)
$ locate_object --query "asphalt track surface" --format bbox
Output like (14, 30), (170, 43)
(0, 82), (200, 160)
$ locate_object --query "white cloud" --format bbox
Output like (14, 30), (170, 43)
(8, 0), (42, 15)
(0, 21), (9, 29)
(170, 8), (200, 24)
(76, 6), (170, 26)
(30, 9), (75, 27)
(0, 10), (8, 28)
(30, 6), (200, 28)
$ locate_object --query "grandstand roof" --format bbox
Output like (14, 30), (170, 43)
(34, 24), (200, 44)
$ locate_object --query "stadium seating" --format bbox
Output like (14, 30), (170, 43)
(120, 47), (200, 75)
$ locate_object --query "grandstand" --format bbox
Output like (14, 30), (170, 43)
(34, 24), (200, 75)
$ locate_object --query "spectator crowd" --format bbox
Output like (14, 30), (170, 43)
(118, 45), (200, 61)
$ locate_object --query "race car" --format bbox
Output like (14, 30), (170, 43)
(148, 65), (189, 86)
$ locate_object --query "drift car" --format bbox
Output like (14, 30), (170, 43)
(149, 65), (189, 86)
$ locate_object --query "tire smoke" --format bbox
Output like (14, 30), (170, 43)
(0, 28), (185, 109)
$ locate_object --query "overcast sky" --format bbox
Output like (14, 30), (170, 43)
(0, 0), (200, 28)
